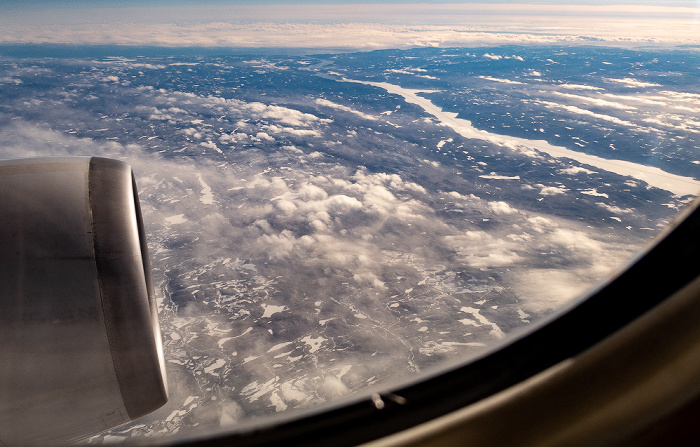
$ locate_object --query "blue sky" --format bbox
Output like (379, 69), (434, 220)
(3, 0), (698, 7)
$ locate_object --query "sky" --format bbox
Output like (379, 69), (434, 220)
(1, 1), (699, 49)
(2, 0), (698, 6)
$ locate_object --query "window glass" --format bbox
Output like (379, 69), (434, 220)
(0, 2), (698, 443)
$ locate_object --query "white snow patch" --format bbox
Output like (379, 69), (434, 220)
(280, 382), (308, 403)
(460, 306), (505, 339)
(204, 359), (226, 375)
(218, 337), (234, 349)
(337, 365), (353, 379)
(165, 214), (187, 225)
(479, 174), (520, 180)
(301, 335), (326, 353)
(419, 341), (485, 357)
(477, 75), (525, 85)
(195, 172), (215, 204)
(261, 304), (287, 318)
(580, 188), (609, 198)
(268, 342), (293, 353)
(269, 392), (288, 412)
(241, 378), (278, 402)
(437, 138), (453, 149)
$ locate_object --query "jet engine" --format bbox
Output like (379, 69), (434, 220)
(0, 157), (168, 445)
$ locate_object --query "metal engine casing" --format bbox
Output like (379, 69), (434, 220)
(0, 157), (167, 445)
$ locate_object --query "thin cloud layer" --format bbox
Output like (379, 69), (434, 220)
(1, 4), (699, 49)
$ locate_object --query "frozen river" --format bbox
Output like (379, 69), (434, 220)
(344, 78), (700, 198)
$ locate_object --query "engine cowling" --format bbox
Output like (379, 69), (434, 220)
(0, 157), (168, 445)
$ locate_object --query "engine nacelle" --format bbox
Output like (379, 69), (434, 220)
(0, 157), (168, 445)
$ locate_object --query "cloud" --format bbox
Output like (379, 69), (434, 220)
(511, 269), (592, 313)
(534, 100), (651, 132)
(297, 183), (329, 201)
(643, 115), (700, 134)
(488, 201), (518, 215)
(446, 231), (524, 268)
(2, 4), (699, 49)
(315, 98), (378, 121)
(0, 76), (23, 85)
(580, 188), (608, 198)
(527, 216), (558, 233)
(262, 104), (332, 127)
(551, 91), (636, 110)
(536, 184), (569, 196)
(605, 77), (662, 88)
(558, 166), (596, 175)
(559, 83), (603, 91)
(352, 271), (387, 290)
(135, 87), (331, 134)
(199, 140), (222, 154)
(596, 202), (634, 215)
(483, 53), (503, 60)
(512, 229), (632, 311)
(482, 53), (524, 62)
(477, 76), (525, 85)
(263, 124), (321, 138)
